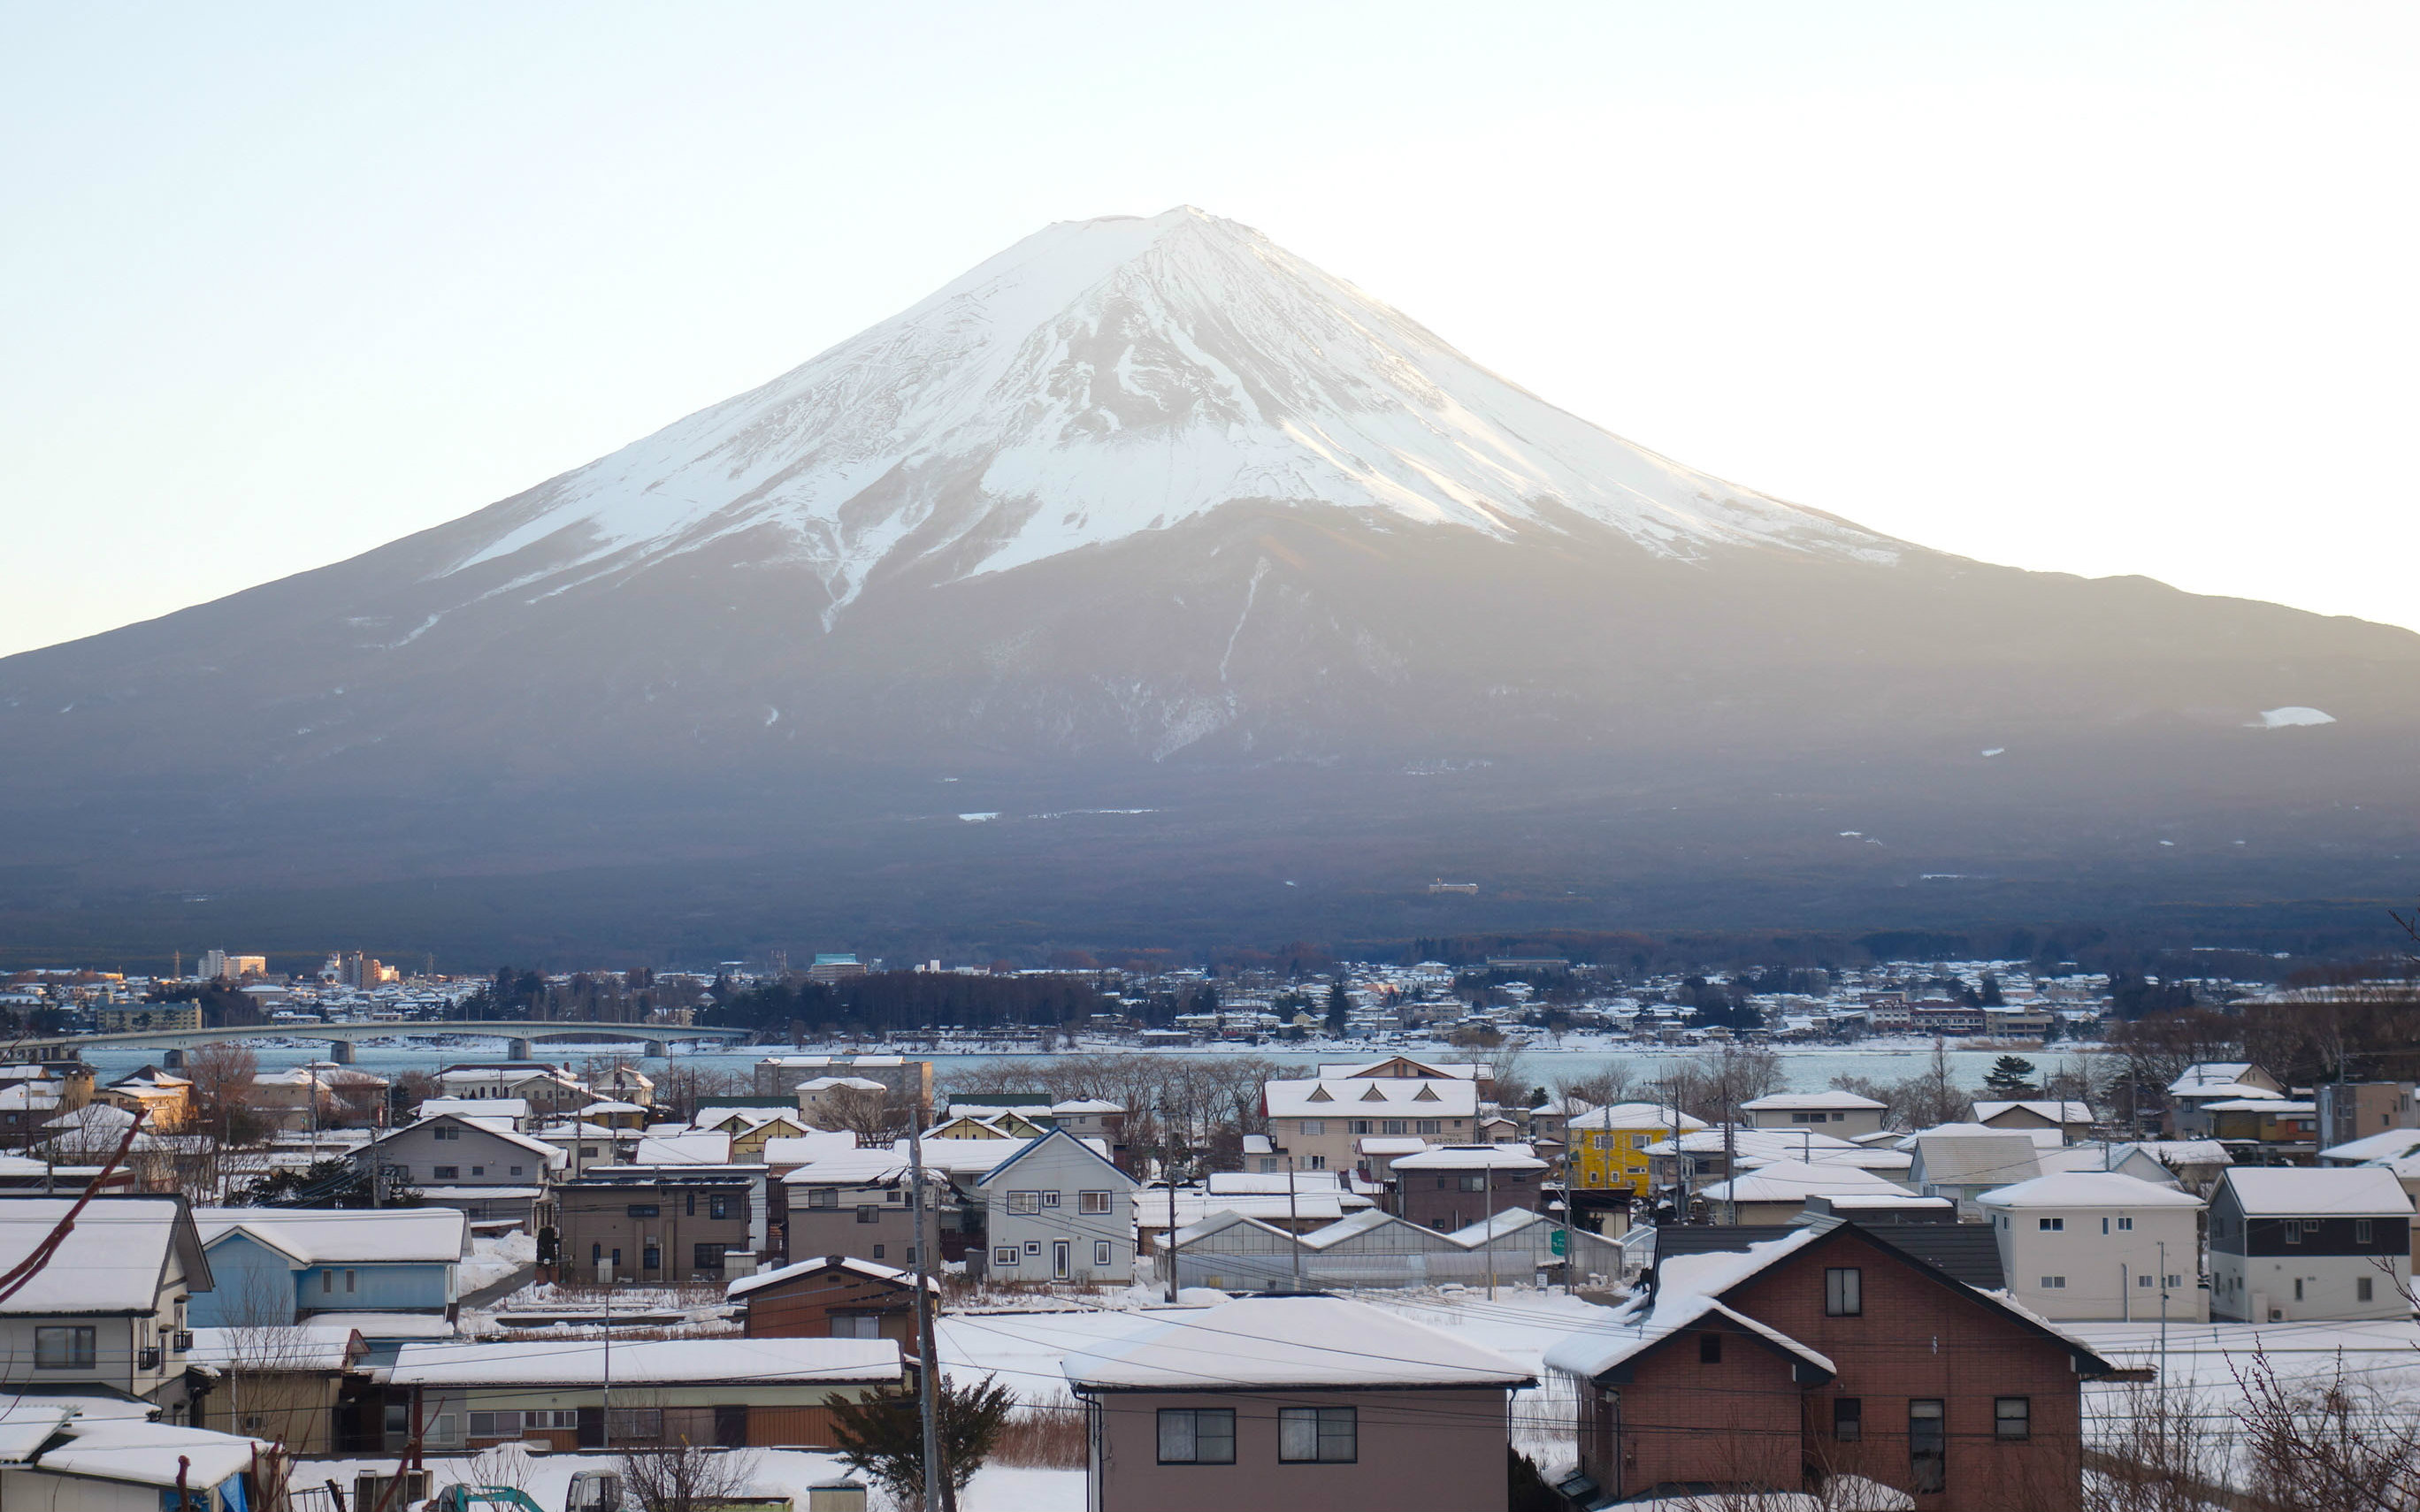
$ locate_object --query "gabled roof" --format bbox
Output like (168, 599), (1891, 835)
(1548, 1221), (2110, 1384)
(1064, 1294), (1533, 1392)
(2221, 1165), (2413, 1218)
(364, 1113), (564, 1165)
(1566, 1103), (1708, 1133)
(1266, 1077), (1479, 1119)
(1972, 1100), (2093, 1124)
(1390, 1143), (1545, 1172)
(1741, 1091), (1888, 1112)
(1976, 1172), (2204, 1210)
(0, 1196), (210, 1315)
(392, 1336), (900, 1386)
(1699, 1160), (1911, 1205)
(727, 1253), (941, 1300)
(975, 1126), (1136, 1190)
(2167, 1063), (2264, 1096)
(196, 1205), (471, 1264)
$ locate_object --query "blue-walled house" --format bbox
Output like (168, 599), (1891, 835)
(190, 1208), (469, 1339)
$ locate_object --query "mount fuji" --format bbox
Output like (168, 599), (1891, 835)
(4, 208), (2416, 962)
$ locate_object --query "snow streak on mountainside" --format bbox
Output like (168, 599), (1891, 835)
(445, 207), (1900, 621)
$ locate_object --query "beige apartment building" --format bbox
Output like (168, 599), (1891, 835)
(1263, 1075), (1479, 1174)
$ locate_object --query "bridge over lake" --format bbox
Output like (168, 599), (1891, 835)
(23, 1019), (752, 1066)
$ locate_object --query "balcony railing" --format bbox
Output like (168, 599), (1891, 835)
(137, 1346), (161, 1371)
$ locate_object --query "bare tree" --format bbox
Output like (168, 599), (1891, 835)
(618, 1439), (761, 1512)
(2235, 1351), (2420, 1512)
(187, 1041), (271, 1146)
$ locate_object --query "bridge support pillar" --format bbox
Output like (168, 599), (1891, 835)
(161, 1048), (186, 1070)
(506, 1038), (532, 1061)
(323, 1039), (356, 1065)
(642, 1040), (670, 1059)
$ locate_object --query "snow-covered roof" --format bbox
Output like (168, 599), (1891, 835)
(196, 1205), (471, 1264)
(976, 1127), (1136, 1189)
(371, 1114), (564, 1165)
(29, 1419), (272, 1488)
(634, 1132), (734, 1165)
(1895, 1122), (2063, 1152)
(390, 1336), (901, 1386)
(2167, 1063), (2260, 1096)
(1972, 1100), (2093, 1124)
(2223, 1166), (2414, 1218)
(306, 1311), (457, 1340)
(2321, 1130), (2420, 1165)
(1064, 1294), (1532, 1391)
(1545, 1230), (1831, 1379)
(1051, 1098), (1124, 1114)
(727, 1254), (941, 1300)
(186, 1324), (364, 1371)
(762, 1132), (859, 1167)
(1699, 1160), (1912, 1205)
(1316, 1058), (1478, 1081)
(1741, 1091), (1888, 1112)
(417, 1096), (528, 1122)
(1265, 1077), (1478, 1119)
(1205, 1171), (1351, 1195)
(1567, 1103), (1709, 1133)
(579, 1099), (648, 1114)
(0, 1197), (203, 1314)
(1909, 1132), (2043, 1191)
(1977, 1172), (2205, 1210)
(2201, 1098), (2314, 1114)
(1355, 1136), (1428, 1157)
(1390, 1143), (1545, 1172)
(1140, 1192), (1367, 1231)
(801, 1076), (888, 1092)
(783, 1149), (912, 1187)
(2171, 1082), (2280, 1103)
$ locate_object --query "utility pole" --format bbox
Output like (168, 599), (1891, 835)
(1484, 1156), (1496, 1301)
(1284, 1153), (1302, 1293)
(1162, 1099), (1180, 1304)
(600, 1275), (614, 1451)
(1720, 1059), (1738, 1227)
(907, 1100), (943, 1512)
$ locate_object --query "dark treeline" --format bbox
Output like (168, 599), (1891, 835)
(702, 971), (1120, 1037)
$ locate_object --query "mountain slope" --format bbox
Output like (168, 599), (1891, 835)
(2, 208), (2416, 962)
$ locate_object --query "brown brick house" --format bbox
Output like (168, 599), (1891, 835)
(1389, 1143), (1545, 1230)
(1546, 1219), (2115, 1510)
(729, 1255), (938, 1343)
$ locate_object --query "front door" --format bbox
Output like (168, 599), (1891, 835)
(1053, 1240), (1071, 1279)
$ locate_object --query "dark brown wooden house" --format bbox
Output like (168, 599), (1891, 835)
(729, 1254), (938, 1343)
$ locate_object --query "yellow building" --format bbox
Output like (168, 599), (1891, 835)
(95, 1002), (202, 1033)
(1567, 1102), (1709, 1195)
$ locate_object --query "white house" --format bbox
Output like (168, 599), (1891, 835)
(1977, 1172), (2207, 1322)
(0, 1196), (211, 1419)
(1738, 1090), (1888, 1136)
(1972, 1100), (2094, 1142)
(976, 1127), (1139, 1284)
(2209, 1166), (2414, 1322)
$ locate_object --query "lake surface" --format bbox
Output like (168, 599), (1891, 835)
(84, 1035), (2101, 1096)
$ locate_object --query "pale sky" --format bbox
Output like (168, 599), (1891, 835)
(4, 3), (2414, 658)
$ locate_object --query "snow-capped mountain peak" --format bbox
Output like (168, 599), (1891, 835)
(442, 207), (1897, 616)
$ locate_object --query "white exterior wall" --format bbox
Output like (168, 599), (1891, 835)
(2211, 1249), (2412, 1322)
(0, 1468), (221, 1512)
(1987, 1205), (2207, 1322)
(983, 1141), (1135, 1283)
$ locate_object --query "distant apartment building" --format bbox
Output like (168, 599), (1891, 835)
(807, 953), (869, 983)
(753, 1054), (932, 1111)
(2317, 1081), (2419, 1148)
(95, 1003), (202, 1034)
(196, 951), (267, 981)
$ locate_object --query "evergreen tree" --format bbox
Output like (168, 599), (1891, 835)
(1325, 981), (1351, 1035)
(1983, 1056), (2040, 1097)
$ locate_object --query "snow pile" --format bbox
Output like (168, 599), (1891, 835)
(2254, 706), (2336, 728)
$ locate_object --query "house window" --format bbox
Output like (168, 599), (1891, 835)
(1833, 1398), (1862, 1442)
(887, 1190), (902, 1203)
(2294, 1279), (2305, 1301)
(871, 1245), (885, 1259)
(2038, 1218), (2063, 1232)
(2357, 1220), (2373, 1243)
(856, 1206), (880, 1224)
(471, 1165), (485, 1178)
(433, 1125), (460, 1141)
(685, 1193), (696, 1217)
(1349, 1119), (1372, 1135)
(710, 1195), (731, 1221)
(1416, 1119), (1442, 1135)
(322, 1271), (334, 1294)
(1824, 1267), (1862, 1317)
(2138, 1274), (2155, 1288)
(1042, 1192), (1062, 1208)
(694, 1243), (727, 1272)
(1306, 1155), (1327, 1170)
(607, 1408), (662, 1442)
(2285, 1220), (2302, 1244)
(1080, 1191), (1111, 1215)
(1298, 1120), (1325, 1136)
(643, 1243), (660, 1271)
(34, 1326), (94, 1369)
(1995, 1397), (2031, 1441)
(993, 1247), (1019, 1267)
(1023, 1241), (1041, 1256)
(1278, 1406), (1356, 1462)
(345, 1269), (356, 1293)
(1910, 1400), (1946, 1493)
(2360, 1276), (2376, 1302)
(2041, 1275), (2067, 1289)
(2118, 1216), (2133, 1231)
(808, 1189), (837, 1209)
(1382, 1119), (1406, 1135)
(1697, 1333), (1722, 1364)
(1095, 1241), (1114, 1267)
(1159, 1408), (1235, 1464)
(1007, 1192), (1041, 1215)
(626, 1204), (659, 1218)
(509, 1165), (525, 1177)
(831, 1313), (883, 1340)
(1458, 1173), (1487, 1192)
